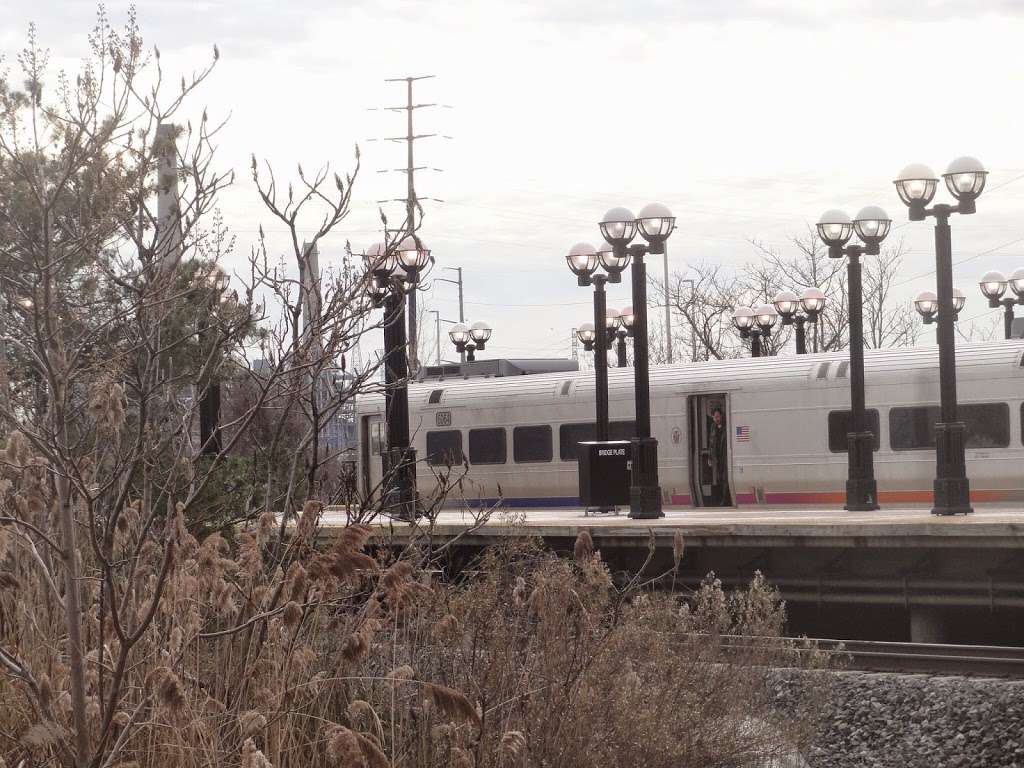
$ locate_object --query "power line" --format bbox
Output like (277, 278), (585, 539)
(893, 235), (1024, 289)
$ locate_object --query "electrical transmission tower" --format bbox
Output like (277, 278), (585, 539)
(370, 75), (449, 376)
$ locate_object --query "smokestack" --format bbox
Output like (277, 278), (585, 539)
(154, 122), (183, 270)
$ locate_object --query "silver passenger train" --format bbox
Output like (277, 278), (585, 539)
(355, 340), (1024, 509)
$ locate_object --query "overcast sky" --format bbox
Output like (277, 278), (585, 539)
(8, 1), (1024, 362)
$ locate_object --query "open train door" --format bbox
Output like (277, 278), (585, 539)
(688, 393), (733, 507)
(360, 415), (385, 499)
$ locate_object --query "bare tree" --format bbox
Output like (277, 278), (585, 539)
(655, 263), (743, 361)
(659, 227), (921, 363)
(861, 239), (921, 349)
(0, 13), (386, 766)
(748, 226), (848, 353)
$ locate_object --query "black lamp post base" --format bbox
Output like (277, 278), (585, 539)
(845, 431), (879, 511)
(932, 478), (973, 516)
(628, 437), (664, 519)
(384, 446), (419, 521)
(845, 478), (879, 511)
(932, 422), (973, 516)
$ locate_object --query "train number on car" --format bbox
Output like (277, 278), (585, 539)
(435, 411), (452, 427)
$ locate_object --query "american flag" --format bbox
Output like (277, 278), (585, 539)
(735, 425), (751, 442)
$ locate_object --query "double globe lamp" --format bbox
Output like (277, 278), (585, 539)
(815, 205), (892, 512)
(731, 304), (778, 357)
(979, 269), (1024, 339)
(565, 203), (675, 518)
(361, 235), (431, 520)
(894, 157), (987, 516)
(448, 320), (492, 362)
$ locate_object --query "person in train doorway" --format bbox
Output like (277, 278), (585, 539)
(707, 406), (732, 506)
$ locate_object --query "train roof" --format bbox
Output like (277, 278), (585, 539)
(355, 340), (1024, 413)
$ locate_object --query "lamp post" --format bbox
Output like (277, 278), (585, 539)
(397, 235), (432, 376)
(979, 270), (1024, 339)
(816, 205), (892, 512)
(613, 306), (633, 367)
(597, 204), (675, 519)
(895, 157), (987, 516)
(362, 238), (428, 520)
(448, 321), (492, 363)
(566, 242), (630, 443)
(198, 266), (231, 456)
(731, 305), (777, 356)
(914, 287), (965, 326)
(435, 266), (466, 361)
(773, 288), (825, 354)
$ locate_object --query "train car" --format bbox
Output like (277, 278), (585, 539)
(355, 340), (1024, 509)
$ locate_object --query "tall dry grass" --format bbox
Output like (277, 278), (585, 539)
(1, 501), (829, 767)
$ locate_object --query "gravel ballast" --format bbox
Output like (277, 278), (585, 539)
(773, 670), (1024, 767)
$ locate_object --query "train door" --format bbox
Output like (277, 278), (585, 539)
(688, 393), (733, 507)
(359, 415), (373, 497)
(361, 415), (386, 498)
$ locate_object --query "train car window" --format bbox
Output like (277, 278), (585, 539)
(827, 410), (880, 453)
(559, 423), (596, 461)
(889, 403), (1010, 451)
(609, 420), (638, 441)
(559, 421), (637, 461)
(1021, 403), (1024, 445)
(370, 422), (385, 456)
(426, 430), (463, 466)
(469, 428), (507, 465)
(964, 403), (1011, 448)
(513, 425), (552, 463)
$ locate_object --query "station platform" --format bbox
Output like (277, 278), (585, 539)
(319, 505), (1024, 642)
(321, 505), (1024, 550)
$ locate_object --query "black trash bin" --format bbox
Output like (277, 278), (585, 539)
(577, 440), (631, 508)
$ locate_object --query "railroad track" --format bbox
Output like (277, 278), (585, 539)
(793, 638), (1024, 678)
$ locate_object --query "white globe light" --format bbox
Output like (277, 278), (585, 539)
(894, 163), (939, 207)
(800, 287), (826, 315)
(980, 270), (1008, 300)
(620, 305), (635, 329)
(576, 321), (596, 343)
(469, 320), (492, 344)
(952, 287), (966, 313)
(1010, 268), (1024, 299)
(732, 306), (754, 331)
(852, 205), (892, 245)
(397, 235), (431, 270)
(754, 304), (778, 329)
(636, 202), (675, 242)
(362, 241), (394, 274)
(449, 322), (470, 345)
(566, 242), (598, 276)
(943, 156), (987, 201)
(596, 240), (631, 274)
(816, 209), (853, 247)
(605, 308), (621, 331)
(772, 290), (799, 319)
(914, 290), (938, 318)
(599, 207), (637, 246)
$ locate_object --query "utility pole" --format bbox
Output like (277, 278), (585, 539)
(663, 243), (672, 364)
(429, 309), (443, 365)
(375, 75), (446, 377)
(435, 266), (465, 362)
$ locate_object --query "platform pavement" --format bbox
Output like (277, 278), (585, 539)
(319, 505), (1024, 549)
